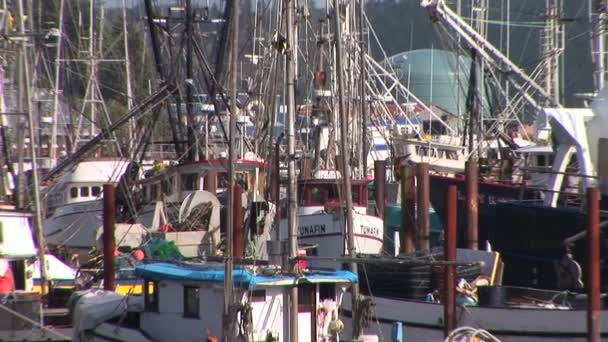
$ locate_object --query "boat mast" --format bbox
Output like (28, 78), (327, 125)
(332, 0), (360, 337)
(541, 0), (564, 105)
(50, 0), (65, 163)
(17, 0), (48, 307)
(359, 0), (368, 177)
(223, 0), (238, 340)
(122, 0), (135, 156)
(286, 0), (299, 339)
(592, 0), (607, 93)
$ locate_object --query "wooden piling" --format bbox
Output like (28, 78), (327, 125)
(587, 187), (600, 342)
(205, 170), (218, 194)
(400, 165), (416, 253)
(374, 160), (386, 219)
(465, 160), (479, 250)
(102, 184), (116, 291)
(444, 185), (457, 337)
(417, 162), (430, 254)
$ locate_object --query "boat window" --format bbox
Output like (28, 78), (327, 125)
(80, 187), (89, 197)
(298, 285), (314, 305)
(298, 285), (315, 312)
(181, 173), (199, 191)
(310, 186), (324, 205)
(249, 289), (266, 303)
(351, 185), (360, 205)
(0, 222), (3, 243)
(151, 184), (158, 200)
(144, 280), (158, 312)
(70, 187), (78, 199)
(91, 186), (101, 197)
(319, 284), (336, 301)
(183, 286), (200, 318)
(327, 185), (341, 202)
(162, 179), (172, 195)
(537, 155), (547, 167)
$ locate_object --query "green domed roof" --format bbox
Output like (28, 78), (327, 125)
(386, 49), (474, 116)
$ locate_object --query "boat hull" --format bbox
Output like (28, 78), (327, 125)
(429, 175), (608, 289)
(279, 212), (384, 259)
(342, 293), (608, 341)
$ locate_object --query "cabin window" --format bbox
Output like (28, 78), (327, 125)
(0, 222), (3, 243)
(250, 289), (266, 303)
(351, 186), (360, 205)
(310, 187), (324, 205)
(181, 173), (199, 191)
(151, 184), (159, 200)
(70, 187), (78, 199)
(319, 284), (336, 301)
(162, 180), (169, 195)
(327, 185), (340, 202)
(144, 280), (159, 312)
(297, 285), (315, 312)
(183, 286), (200, 318)
(80, 186), (89, 197)
(91, 186), (101, 197)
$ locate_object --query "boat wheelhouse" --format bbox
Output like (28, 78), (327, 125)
(72, 262), (358, 342)
(138, 157), (267, 206)
(279, 173), (384, 260)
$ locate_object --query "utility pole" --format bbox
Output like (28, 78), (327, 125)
(332, 0), (360, 338)
(17, 0), (48, 316)
(223, 0), (238, 340)
(286, 0), (299, 339)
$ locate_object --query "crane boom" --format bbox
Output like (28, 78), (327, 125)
(421, 0), (559, 108)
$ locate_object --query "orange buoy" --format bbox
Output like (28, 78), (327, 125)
(133, 249), (145, 261)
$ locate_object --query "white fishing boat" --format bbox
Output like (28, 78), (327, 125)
(71, 261), (358, 342)
(43, 158), (132, 259)
(135, 156), (271, 258)
(278, 171), (384, 263)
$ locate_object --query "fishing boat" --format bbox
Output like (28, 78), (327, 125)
(43, 158), (133, 259)
(0, 204), (72, 341)
(279, 171), (384, 264)
(342, 287), (608, 342)
(70, 261), (358, 342)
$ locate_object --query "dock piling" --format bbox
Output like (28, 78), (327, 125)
(374, 160), (386, 219)
(102, 184), (116, 291)
(465, 160), (479, 250)
(587, 187), (601, 342)
(416, 162), (430, 254)
(400, 165), (416, 254)
(444, 185), (457, 337)
(205, 170), (217, 194)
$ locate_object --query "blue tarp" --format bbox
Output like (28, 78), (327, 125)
(135, 263), (358, 289)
